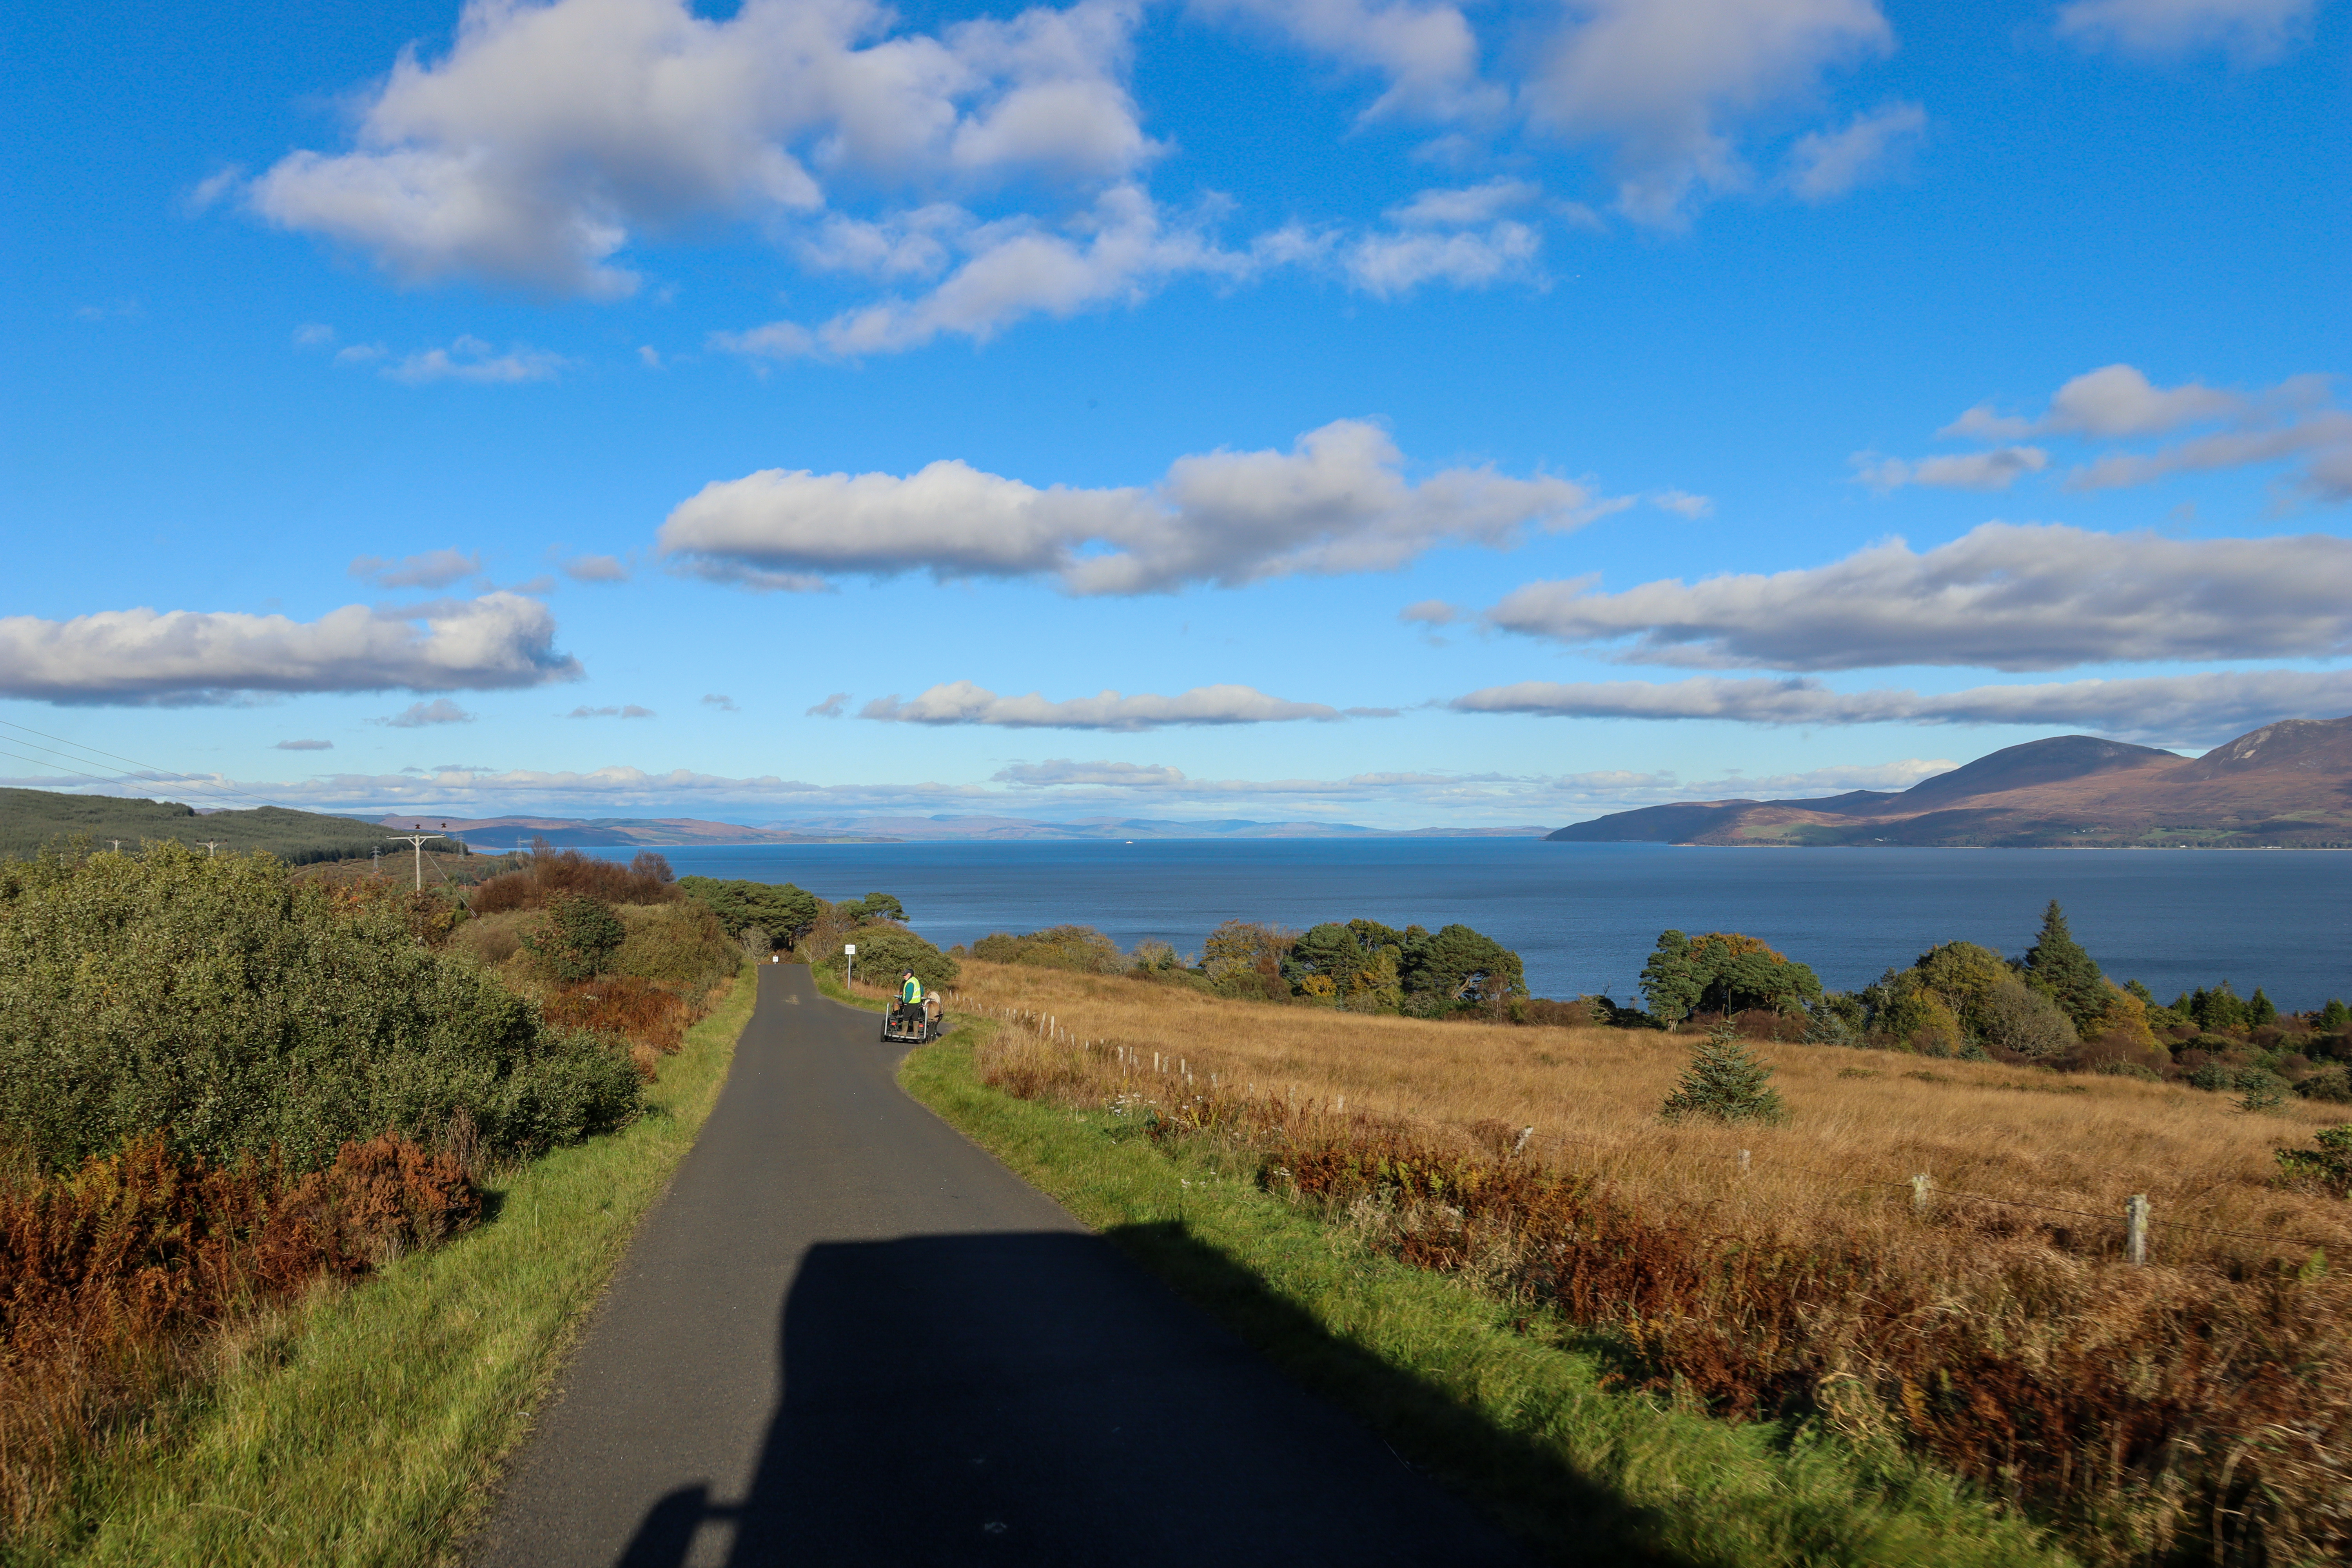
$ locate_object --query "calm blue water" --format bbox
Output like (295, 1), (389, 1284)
(591, 841), (2352, 1011)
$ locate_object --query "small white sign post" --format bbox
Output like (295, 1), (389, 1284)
(844, 943), (856, 990)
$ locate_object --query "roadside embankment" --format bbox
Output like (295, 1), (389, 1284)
(23, 966), (756, 1568)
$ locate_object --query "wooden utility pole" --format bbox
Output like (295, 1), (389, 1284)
(196, 840), (224, 858)
(383, 833), (443, 891)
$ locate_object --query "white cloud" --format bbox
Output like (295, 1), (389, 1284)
(806, 691), (851, 717)
(2066, 411), (2352, 495)
(0, 593), (581, 704)
(1487, 522), (2352, 670)
(247, 0), (1160, 298)
(1453, 667), (2352, 748)
(1933, 365), (2350, 496)
(292, 322), (336, 347)
(1190, 0), (1503, 122)
(1852, 446), (2049, 492)
(993, 758), (1189, 786)
(1524, 0), (1896, 226)
(1942, 364), (2322, 440)
(858, 680), (1351, 729)
(558, 553), (632, 583)
(384, 336), (571, 385)
(714, 186), (1282, 357)
(2055, 0), (2322, 60)
(274, 738), (335, 751)
(1385, 179), (1542, 227)
(3, 753), (2011, 825)
(350, 548), (484, 590)
(1650, 489), (1714, 518)
(1399, 599), (1461, 625)
(383, 699), (477, 728)
(702, 693), (740, 711)
(565, 704), (657, 718)
(1784, 100), (1923, 200)
(661, 418), (1609, 595)
(1343, 221), (1540, 297)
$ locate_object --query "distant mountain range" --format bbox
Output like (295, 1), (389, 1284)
(399, 813), (1552, 847)
(762, 815), (1552, 842)
(1548, 716), (2352, 849)
(375, 815), (892, 848)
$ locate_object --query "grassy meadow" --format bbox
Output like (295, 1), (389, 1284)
(926, 958), (2352, 1565)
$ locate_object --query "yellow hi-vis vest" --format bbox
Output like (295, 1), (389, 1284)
(901, 975), (923, 1004)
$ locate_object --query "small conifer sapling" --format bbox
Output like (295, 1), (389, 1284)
(1661, 1022), (1789, 1125)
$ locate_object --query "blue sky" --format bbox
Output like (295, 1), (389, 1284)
(4, 0), (2349, 829)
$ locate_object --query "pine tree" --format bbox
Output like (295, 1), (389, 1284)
(1661, 1023), (1788, 1125)
(2021, 900), (2109, 1036)
(2248, 987), (2279, 1027)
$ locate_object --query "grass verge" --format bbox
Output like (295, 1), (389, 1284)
(22, 965), (760, 1568)
(901, 1024), (2073, 1568)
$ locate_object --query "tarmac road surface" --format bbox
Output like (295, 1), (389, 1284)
(472, 961), (1532, 1568)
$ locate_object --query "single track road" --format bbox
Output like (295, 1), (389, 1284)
(473, 962), (1532, 1568)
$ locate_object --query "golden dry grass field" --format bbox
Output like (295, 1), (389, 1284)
(899, 958), (2352, 1561)
(933, 959), (2352, 1265)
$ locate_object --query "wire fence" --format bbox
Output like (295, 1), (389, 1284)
(957, 998), (2351, 1259)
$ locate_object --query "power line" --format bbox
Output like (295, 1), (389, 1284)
(0, 719), (305, 815)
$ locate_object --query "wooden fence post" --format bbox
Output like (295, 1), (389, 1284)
(1912, 1173), (1932, 1216)
(1738, 1149), (1751, 1175)
(2127, 1194), (2149, 1267)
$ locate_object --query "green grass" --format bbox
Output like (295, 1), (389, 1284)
(901, 1026), (2074, 1568)
(19, 965), (760, 1568)
(0, 787), (389, 866)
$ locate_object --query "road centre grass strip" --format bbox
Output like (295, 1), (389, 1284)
(900, 1024), (2073, 1568)
(25, 965), (758, 1568)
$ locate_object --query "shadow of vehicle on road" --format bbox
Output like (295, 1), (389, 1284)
(614, 1225), (1681, 1567)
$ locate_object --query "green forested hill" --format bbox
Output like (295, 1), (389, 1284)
(0, 787), (387, 864)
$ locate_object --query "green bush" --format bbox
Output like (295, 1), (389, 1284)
(0, 842), (639, 1174)
(522, 892), (627, 983)
(823, 922), (958, 994)
(2276, 1124), (2352, 1196)
(969, 925), (1126, 973)
(611, 899), (737, 992)
(676, 875), (822, 948)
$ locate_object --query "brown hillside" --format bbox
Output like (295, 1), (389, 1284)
(1548, 714), (2352, 847)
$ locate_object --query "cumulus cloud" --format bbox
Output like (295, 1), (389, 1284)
(1524, 0), (1897, 225)
(1486, 522), (2352, 670)
(0, 593), (581, 704)
(350, 549), (484, 590)
(1453, 667), (2352, 748)
(993, 757), (1189, 786)
(1931, 364), (2349, 497)
(662, 418), (1607, 596)
(1343, 221), (1540, 297)
(247, 0), (1162, 299)
(383, 336), (571, 385)
(274, 738), (334, 751)
(1399, 599), (1461, 625)
(383, 699), (476, 728)
(1189, 0), (1503, 122)
(1852, 447), (2048, 492)
(806, 691), (851, 717)
(2067, 411), (2352, 496)
(702, 693), (740, 711)
(858, 680), (1353, 729)
(558, 554), (632, 583)
(2055, 0), (2322, 60)
(565, 704), (656, 718)
(712, 186), (1289, 357)
(1784, 100), (1924, 200)
(1650, 489), (1714, 518)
